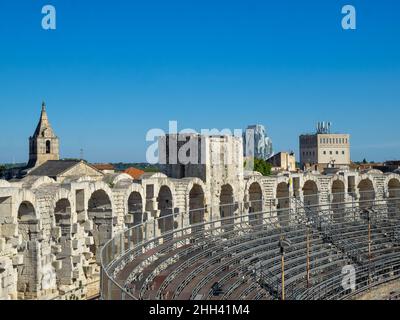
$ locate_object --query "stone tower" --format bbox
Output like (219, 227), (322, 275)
(27, 102), (60, 168)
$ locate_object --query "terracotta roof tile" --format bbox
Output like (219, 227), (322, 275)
(124, 167), (145, 180)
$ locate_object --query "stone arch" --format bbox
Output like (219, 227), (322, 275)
(303, 180), (319, 206)
(127, 191), (144, 243)
(54, 198), (72, 233)
(358, 178), (375, 210)
(188, 184), (205, 225)
(302, 180), (319, 222)
(53, 198), (75, 288)
(127, 192), (143, 223)
(187, 184), (206, 235)
(248, 182), (263, 226)
(331, 180), (345, 221)
(17, 201), (40, 299)
(157, 185), (174, 237)
(87, 189), (113, 270)
(276, 182), (290, 226)
(387, 178), (400, 218)
(220, 184), (235, 232)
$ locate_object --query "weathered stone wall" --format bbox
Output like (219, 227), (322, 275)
(0, 169), (399, 300)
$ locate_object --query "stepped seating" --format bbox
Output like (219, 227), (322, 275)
(105, 201), (400, 300)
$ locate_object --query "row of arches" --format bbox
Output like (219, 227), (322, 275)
(12, 175), (400, 298)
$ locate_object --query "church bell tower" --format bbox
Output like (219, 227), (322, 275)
(27, 102), (60, 168)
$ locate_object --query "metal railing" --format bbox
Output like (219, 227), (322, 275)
(101, 192), (400, 300)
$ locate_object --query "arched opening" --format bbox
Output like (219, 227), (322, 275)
(303, 180), (319, 221)
(220, 184), (235, 232)
(46, 140), (51, 154)
(388, 179), (400, 218)
(358, 179), (375, 211)
(54, 199), (72, 287)
(157, 186), (174, 239)
(189, 184), (205, 233)
(127, 191), (143, 242)
(87, 190), (112, 275)
(248, 182), (263, 226)
(331, 180), (345, 221)
(55, 199), (72, 234)
(276, 182), (290, 226)
(17, 201), (40, 299)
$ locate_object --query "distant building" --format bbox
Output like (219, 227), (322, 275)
(124, 167), (145, 180)
(27, 160), (104, 182)
(299, 122), (350, 171)
(92, 163), (115, 174)
(267, 152), (296, 172)
(158, 133), (243, 183)
(2, 102), (60, 180)
(27, 102), (60, 169)
(243, 124), (273, 160)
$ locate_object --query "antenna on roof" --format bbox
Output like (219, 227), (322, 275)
(80, 148), (84, 160)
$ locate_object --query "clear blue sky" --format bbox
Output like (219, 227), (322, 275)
(0, 0), (399, 163)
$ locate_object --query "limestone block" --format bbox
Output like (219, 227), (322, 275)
(29, 224), (40, 233)
(0, 257), (10, 271)
(52, 245), (62, 255)
(77, 212), (88, 223)
(84, 220), (93, 232)
(72, 239), (79, 250)
(12, 254), (24, 266)
(1, 224), (17, 238)
(0, 238), (6, 252)
(85, 237), (94, 246)
(51, 227), (62, 239)
(2, 274), (14, 287)
(9, 234), (21, 248)
(60, 219), (72, 226)
(1, 216), (17, 225)
(71, 223), (79, 234)
(83, 252), (93, 260)
(72, 255), (81, 264)
(125, 215), (134, 224)
(52, 260), (62, 270)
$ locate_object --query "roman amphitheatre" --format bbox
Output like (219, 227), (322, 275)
(1, 108), (400, 300)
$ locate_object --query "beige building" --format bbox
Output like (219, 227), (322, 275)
(300, 124), (350, 171)
(267, 152), (296, 172)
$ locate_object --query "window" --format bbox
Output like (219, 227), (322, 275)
(342, 151), (345, 155)
(46, 140), (51, 154)
(323, 151), (326, 155)
(329, 151), (333, 155)
(336, 151), (339, 155)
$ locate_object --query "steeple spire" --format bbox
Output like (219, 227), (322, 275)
(33, 101), (51, 138)
(27, 102), (60, 168)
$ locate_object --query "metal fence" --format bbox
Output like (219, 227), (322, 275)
(100, 192), (400, 300)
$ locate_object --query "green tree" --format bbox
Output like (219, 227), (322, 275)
(0, 165), (5, 177)
(253, 158), (272, 176)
